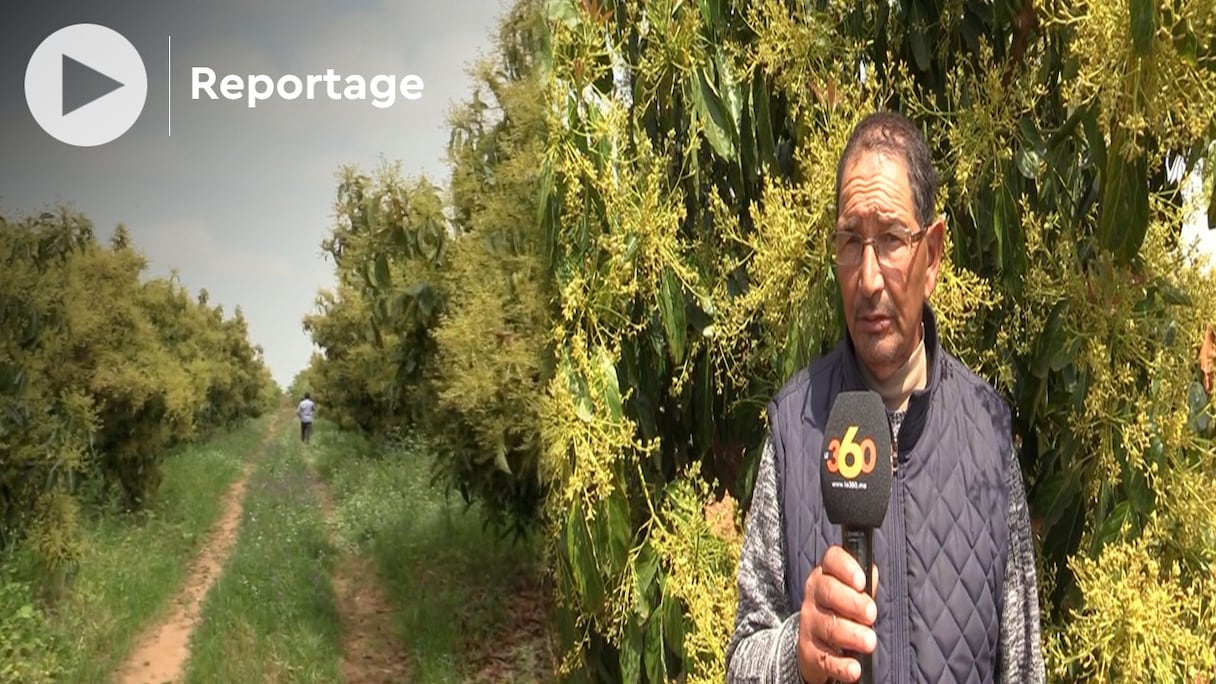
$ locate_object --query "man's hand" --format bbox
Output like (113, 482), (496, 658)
(796, 545), (877, 684)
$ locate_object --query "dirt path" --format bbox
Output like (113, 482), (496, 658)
(113, 417), (276, 684)
(331, 552), (411, 683)
(311, 474), (411, 683)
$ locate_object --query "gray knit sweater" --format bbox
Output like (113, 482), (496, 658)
(724, 411), (1046, 683)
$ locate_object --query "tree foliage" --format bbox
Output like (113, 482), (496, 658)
(301, 0), (555, 533)
(300, 166), (451, 436)
(0, 209), (276, 582)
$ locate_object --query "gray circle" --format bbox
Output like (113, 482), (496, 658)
(25, 23), (148, 147)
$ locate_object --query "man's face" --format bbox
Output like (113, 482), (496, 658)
(834, 150), (943, 381)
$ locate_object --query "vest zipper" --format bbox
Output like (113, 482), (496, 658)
(891, 432), (909, 683)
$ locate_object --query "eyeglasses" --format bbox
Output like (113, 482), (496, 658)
(832, 226), (928, 269)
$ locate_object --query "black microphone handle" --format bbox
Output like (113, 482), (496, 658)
(841, 525), (874, 684)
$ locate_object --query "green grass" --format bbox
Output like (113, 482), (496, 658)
(309, 421), (556, 684)
(1, 414), (556, 684)
(0, 414), (268, 684)
(184, 418), (342, 683)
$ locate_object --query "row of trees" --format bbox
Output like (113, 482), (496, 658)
(300, 0), (1216, 680)
(1, 209), (277, 583)
(294, 0), (554, 531)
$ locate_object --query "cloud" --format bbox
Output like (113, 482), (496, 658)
(2, 0), (509, 389)
(130, 215), (292, 285)
(125, 215), (337, 387)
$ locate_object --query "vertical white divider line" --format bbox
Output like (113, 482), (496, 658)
(168, 35), (172, 137)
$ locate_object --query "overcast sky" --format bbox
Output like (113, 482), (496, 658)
(1, 0), (506, 389)
(2, 3), (1213, 390)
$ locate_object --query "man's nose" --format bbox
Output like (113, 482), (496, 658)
(857, 242), (884, 297)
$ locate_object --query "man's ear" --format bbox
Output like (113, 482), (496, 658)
(923, 215), (946, 297)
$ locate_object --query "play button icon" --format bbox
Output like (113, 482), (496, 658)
(25, 24), (148, 147)
(62, 54), (126, 117)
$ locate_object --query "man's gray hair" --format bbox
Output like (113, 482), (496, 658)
(834, 111), (938, 228)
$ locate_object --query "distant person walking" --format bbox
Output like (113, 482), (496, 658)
(297, 393), (316, 444)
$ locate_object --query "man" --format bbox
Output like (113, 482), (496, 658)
(297, 392), (316, 444)
(725, 111), (1045, 683)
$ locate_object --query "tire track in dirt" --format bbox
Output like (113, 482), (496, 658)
(310, 470), (410, 683)
(113, 415), (278, 684)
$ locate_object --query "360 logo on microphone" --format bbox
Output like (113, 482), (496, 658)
(825, 426), (877, 480)
(820, 391), (890, 519)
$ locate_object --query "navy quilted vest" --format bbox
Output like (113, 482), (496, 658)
(769, 305), (1011, 683)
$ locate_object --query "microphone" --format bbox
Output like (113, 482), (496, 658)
(820, 391), (892, 684)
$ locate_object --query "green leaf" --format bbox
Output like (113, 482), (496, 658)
(993, 182), (1018, 278)
(692, 69), (737, 161)
(908, 1), (933, 73)
(645, 605), (667, 684)
(1098, 129), (1150, 263)
(662, 596), (685, 661)
(1129, 0), (1156, 57)
(560, 355), (594, 423)
(374, 254), (391, 290)
(1208, 166), (1216, 230)
(624, 338), (660, 441)
(620, 619), (642, 684)
(537, 161), (555, 237)
(658, 268), (686, 364)
(739, 82), (757, 185)
(599, 348), (623, 421)
(567, 504), (605, 610)
(696, 0), (723, 33)
(1095, 500), (1131, 553)
(1031, 300), (1069, 379)
(715, 49), (743, 141)
(574, 381), (594, 423)
(1018, 117), (1045, 152)
(1081, 104), (1107, 172)
(752, 74), (777, 168)
(635, 543), (659, 618)
(1120, 161), (1151, 263)
(1122, 465), (1150, 518)
(603, 488), (631, 577)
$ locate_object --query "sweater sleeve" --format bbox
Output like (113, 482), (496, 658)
(725, 438), (806, 684)
(998, 452), (1046, 683)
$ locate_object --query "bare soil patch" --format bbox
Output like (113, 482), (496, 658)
(311, 472), (410, 683)
(112, 417), (277, 684)
(114, 471), (253, 681)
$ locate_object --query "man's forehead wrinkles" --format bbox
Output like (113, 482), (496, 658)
(840, 189), (910, 213)
(838, 206), (906, 227)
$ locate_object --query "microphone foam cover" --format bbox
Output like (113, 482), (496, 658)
(820, 390), (893, 528)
